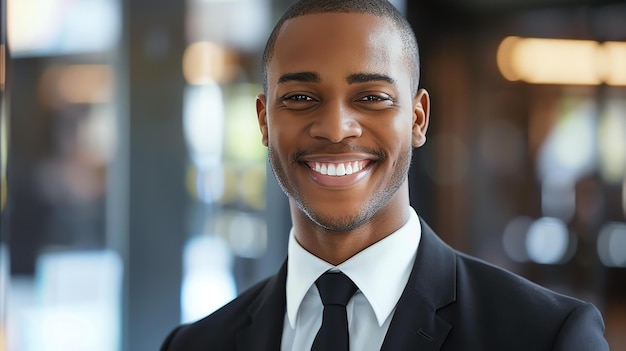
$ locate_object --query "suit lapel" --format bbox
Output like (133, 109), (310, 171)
(236, 261), (287, 351)
(381, 219), (456, 351)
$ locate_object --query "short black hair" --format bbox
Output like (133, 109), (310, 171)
(261, 0), (420, 95)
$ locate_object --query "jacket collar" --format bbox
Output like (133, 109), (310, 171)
(380, 218), (456, 351)
(236, 262), (287, 351)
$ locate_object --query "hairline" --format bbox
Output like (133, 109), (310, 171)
(261, 3), (420, 96)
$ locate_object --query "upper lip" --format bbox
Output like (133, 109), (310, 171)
(298, 153), (377, 163)
(294, 144), (383, 163)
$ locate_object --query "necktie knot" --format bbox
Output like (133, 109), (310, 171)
(315, 272), (357, 307)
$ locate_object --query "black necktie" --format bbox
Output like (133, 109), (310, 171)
(311, 272), (358, 351)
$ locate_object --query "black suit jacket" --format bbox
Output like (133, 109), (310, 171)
(161, 220), (608, 350)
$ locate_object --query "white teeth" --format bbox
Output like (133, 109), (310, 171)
(327, 164), (337, 176)
(311, 161), (365, 176)
(336, 163), (346, 176)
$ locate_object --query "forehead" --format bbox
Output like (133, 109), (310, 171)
(269, 13), (408, 86)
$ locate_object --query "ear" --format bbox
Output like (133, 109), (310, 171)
(412, 88), (430, 148)
(256, 94), (269, 147)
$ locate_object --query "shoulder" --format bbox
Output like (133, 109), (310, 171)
(454, 251), (581, 311)
(448, 252), (608, 350)
(160, 277), (271, 351)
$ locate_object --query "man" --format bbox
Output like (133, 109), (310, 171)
(161, 0), (609, 350)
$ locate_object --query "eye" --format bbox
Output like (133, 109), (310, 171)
(356, 94), (395, 107)
(360, 95), (386, 101)
(281, 93), (318, 110)
(286, 94), (313, 101)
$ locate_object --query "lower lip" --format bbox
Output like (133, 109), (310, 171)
(305, 165), (371, 187)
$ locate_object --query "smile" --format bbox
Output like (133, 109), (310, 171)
(306, 160), (370, 177)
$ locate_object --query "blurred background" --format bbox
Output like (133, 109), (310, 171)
(0, 0), (625, 350)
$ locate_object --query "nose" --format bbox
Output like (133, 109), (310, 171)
(309, 100), (362, 143)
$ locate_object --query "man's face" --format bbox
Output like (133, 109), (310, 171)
(257, 13), (429, 231)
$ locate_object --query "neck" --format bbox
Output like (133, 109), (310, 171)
(291, 186), (410, 265)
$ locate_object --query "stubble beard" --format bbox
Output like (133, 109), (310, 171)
(268, 144), (412, 232)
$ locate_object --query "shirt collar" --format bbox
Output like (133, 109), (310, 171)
(286, 207), (421, 328)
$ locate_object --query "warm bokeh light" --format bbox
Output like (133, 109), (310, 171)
(183, 42), (238, 85)
(602, 42), (626, 86)
(39, 64), (114, 106)
(497, 37), (626, 86)
(498, 37), (601, 85)
(496, 36), (522, 81)
(58, 65), (114, 104)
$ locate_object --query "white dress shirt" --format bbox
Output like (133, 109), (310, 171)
(281, 207), (422, 351)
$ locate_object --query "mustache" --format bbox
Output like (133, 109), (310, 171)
(292, 143), (386, 162)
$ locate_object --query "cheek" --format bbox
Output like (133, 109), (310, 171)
(268, 113), (310, 143)
(398, 112), (417, 146)
(381, 117), (413, 150)
(369, 120), (413, 172)
(268, 124), (299, 163)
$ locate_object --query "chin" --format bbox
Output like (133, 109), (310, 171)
(304, 207), (371, 232)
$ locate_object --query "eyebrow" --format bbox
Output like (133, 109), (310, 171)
(346, 73), (395, 85)
(278, 72), (321, 84)
(276, 71), (395, 86)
